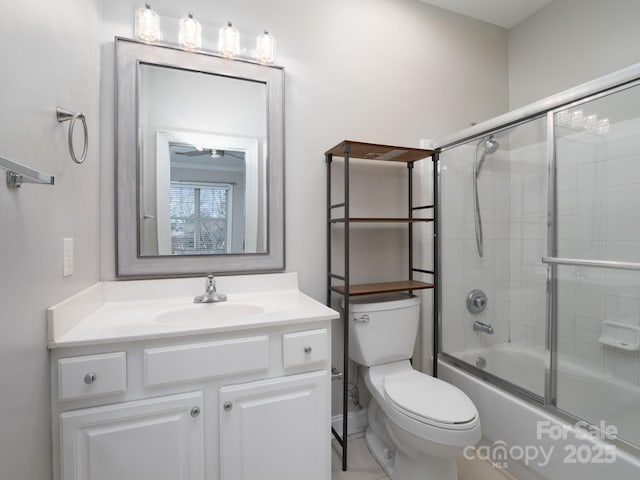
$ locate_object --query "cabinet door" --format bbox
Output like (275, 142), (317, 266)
(60, 391), (204, 480)
(220, 370), (330, 480)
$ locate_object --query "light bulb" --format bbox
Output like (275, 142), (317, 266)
(179, 13), (202, 50)
(584, 114), (598, 132)
(135, 3), (161, 43)
(556, 110), (570, 127)
(256, 30), (276, 64)
(597, 118), (610, 135)
(218, 21), (240, 58)
(570, 110), (584, 129)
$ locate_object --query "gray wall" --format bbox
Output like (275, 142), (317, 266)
(508, 0), (640, 109)
(0, 1), (102, 479)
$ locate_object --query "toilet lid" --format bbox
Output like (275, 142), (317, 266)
(383, 370), (477, 426)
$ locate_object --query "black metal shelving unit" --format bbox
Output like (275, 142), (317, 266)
(325, 140), (437, 471)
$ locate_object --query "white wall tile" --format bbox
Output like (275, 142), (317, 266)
(604, 348), (640, 385)
(574, 341), (605, 372)
(606, 128), (640, 160)
(575, 290), (605, 320)
(605, 155), (640, 186)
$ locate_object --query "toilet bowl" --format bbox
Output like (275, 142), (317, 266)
(347, 295), (481, 480)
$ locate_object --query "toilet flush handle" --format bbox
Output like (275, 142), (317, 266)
(353, 314), (369, 324)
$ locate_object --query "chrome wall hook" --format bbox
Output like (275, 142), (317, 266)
(56, 107), (88, 164)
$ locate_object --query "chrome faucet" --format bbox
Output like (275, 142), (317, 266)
(194, 275), (227, 303)
(473, 320), (494, 335)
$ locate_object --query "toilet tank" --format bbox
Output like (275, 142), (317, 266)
(346, 294), (420, 366)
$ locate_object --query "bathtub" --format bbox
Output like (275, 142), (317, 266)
(439, 343), (640, 479)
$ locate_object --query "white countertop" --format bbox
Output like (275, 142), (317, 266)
(47, 272), (339, 348)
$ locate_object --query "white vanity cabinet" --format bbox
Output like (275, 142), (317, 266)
(220, 370), (329, 480)
(59, 391), (205, 480)
(50, 323), (332, 480)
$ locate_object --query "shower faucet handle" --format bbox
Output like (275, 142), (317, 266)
(466, 289), (488, 314)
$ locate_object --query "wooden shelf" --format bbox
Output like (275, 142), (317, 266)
(331, 280), (434, 296)
(330, 217), (434, 224)
(325, 140), (434, 163)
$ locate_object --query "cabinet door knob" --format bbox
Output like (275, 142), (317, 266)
(223, 401), (233, 412)
(190, 407), (201, 418)
(304, 346), (313, 355)
(83, 373), (96, 384)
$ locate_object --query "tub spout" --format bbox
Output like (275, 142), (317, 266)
(473, 320), (494, 335)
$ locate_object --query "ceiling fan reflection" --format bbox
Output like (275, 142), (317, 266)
(177, 148), (243, 160)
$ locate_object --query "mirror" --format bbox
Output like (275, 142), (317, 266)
(116, 37), (284, 277)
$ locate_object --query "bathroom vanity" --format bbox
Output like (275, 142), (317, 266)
(47, 273), (337, 480)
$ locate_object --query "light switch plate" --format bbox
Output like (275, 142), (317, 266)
(63, 238), (73, 277)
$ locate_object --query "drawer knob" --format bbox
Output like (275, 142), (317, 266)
(223, 401), (233, 412)
(83, 373), (97, 385)
(190, 407), (200, 418)
(304, 346), (313, 355)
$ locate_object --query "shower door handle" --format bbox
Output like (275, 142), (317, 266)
(541, 256), (640, 272)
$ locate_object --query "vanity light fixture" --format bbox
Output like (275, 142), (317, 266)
(256, 30), (276, 64)
(556, 108), (611, 135)
(218, 21), (240, 58)
(179, 13), (202, 50)
(135, 3), (161, 43)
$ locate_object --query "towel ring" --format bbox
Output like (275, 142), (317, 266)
(56, 107), (88, 164)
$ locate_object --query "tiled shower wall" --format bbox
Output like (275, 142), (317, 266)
(508, 126), (548, 354)
(440, 143), (512, 353)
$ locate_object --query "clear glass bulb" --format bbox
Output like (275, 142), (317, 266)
(570, 110), (585, 129)
(218, 21), (240, 58)
(584, 114), (598, 132)
(135, 3), (161, 43)
(179, 13), (202, 50)
(256, 30), (276, 64)
(597, 118), (610, 135)
(556, 110), (570, 127)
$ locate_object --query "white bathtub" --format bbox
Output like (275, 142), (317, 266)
(440, 343), (640, 480)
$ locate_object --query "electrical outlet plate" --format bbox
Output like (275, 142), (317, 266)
(63, 238), (73, 277)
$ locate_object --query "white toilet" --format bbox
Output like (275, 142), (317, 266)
(347, 294), (481, 480)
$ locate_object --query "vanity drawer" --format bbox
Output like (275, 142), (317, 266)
(144, 335), (269, 387)
(58, 352), (127, 401)
(282, 328), (329, 370)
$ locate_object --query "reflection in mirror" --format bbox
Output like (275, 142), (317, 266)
(166, 145), (245, 256)
(115, 37), (284, 277)
(138, 64), (267, 257)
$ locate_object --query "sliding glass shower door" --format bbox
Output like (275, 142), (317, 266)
(439, 115), (549, 399)
(552, 81), (640, 448)
(438, 76), (640, 450)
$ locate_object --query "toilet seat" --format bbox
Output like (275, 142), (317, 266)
(383, 370), (478, 430)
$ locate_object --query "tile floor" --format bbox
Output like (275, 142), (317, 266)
(332, 435), (518, 480)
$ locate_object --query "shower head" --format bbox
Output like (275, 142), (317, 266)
(483, 136), (499, 155)
(476, 135), (499, 175)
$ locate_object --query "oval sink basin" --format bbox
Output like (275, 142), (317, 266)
(154, 303), (264, 325)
